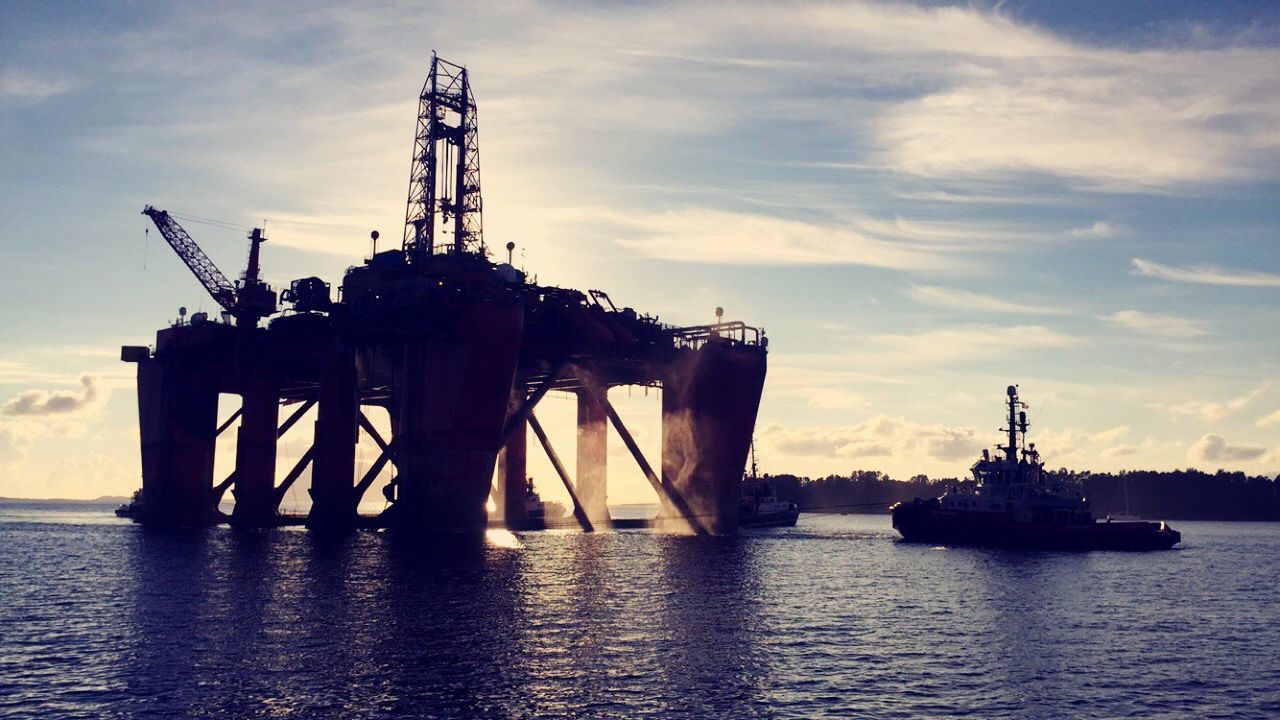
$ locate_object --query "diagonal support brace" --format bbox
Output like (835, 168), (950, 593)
(211, 398), (318, 508)
(277, 399), (316, 438)
(527, 412), (593, 532)
(216, 408), (243, 437)
(354, 440), (396, 501)
(524, 409), (593, 532)
(583, 381), (706, 535)
(500, 362), (567, 446)
(358, 411), (389, 451)
(274, 446), (316, 504)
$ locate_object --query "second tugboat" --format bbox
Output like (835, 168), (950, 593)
(739, 445), (800, 528)
(891, 385), (1180, 550)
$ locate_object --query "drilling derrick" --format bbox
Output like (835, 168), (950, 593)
(403, 53), (484, 257)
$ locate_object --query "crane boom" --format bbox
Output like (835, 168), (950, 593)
(143, 206), (237, 311)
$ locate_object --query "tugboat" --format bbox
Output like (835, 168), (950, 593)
(891, 385), (1180, 550)
(115, 489), (144, 519)
(739, 445), (800, 528)
(524, 478), (566, 523)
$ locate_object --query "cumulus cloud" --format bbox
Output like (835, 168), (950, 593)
(1132, 259), (1280, 287)
(1099, 309), (1209, 338)
(904, 284), (1071, 315)
(1, 376), (101, 417)
(1187, 434), (1266, 463)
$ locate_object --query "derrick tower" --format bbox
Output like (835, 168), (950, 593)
(403, 53), (484, 257)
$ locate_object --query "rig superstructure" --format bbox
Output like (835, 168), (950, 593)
(122, 55), (768, 535)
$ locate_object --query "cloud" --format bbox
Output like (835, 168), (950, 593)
(870, 29), (1280, 190)
(763, 415), (986, 466)
(603, 207), (1026, 271)
(861, 324), (1080, 367)
(1187, 434), (1266, 463)
(803, 388), (869, 410)
(1099, 310), (1209, 338)
(1068, 221), (1117, 239)
(1101, 444), (1138, 459)
(1090, 425), (1130, 445)
(905, 284), (1071, 315)
(1256, 410), (1280, 429)
(1161, 383), (1270, 423)
(1132, 259), (1280, 287)
(0, 69), (76, 101)
(1, 376), (101, 417)
(0, 426), (30, 467)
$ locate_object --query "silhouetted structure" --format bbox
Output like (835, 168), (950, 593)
(122, 55), (768, 535)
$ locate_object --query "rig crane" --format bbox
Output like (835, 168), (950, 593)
(142, 206), (277, 327)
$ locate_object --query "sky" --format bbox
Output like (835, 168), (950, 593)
(1, 0), (1278, 504)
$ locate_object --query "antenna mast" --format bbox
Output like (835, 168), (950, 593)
(403, 53), (484, 258)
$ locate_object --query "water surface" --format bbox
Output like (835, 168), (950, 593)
(1, 503), (1276, 718)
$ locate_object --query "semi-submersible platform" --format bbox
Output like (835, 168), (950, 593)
(120, 56), (768, 535)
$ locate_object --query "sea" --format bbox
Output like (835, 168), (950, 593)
(1, 501), (1277, 719)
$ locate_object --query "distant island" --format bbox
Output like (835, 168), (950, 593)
(768, 469), (1280, 522)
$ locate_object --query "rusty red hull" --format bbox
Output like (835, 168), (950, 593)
(660, 341), (767, 535)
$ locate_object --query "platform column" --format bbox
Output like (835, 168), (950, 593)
(497, 385), (529, 527)
(660, 342), (767, 535)
(576, 386), (610, 524)
(384, 299), (523, 533)
(230, 368), (280, 528)
(135, 354), (220, 527)
(307, 349), (359, 532)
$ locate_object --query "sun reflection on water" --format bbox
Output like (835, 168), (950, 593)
(485, 528), (523, 549)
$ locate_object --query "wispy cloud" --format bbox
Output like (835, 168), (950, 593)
(0, 426), (29, 466)
(1099, 309), (1209, 338)
(1101, 444), (1138, 459)
(905, 284), (1071, 315)
(1159, 382), (1271, 422)
(1068, 221), (1118, 239)
(1257, 409), (1280, 429)
(1132, 259), (1280, 287)
(1091, 425), (1130, 445)
(0, 69), (76, 102)
(605, 207), (1008, 271)
(862, 324), (1080, 366)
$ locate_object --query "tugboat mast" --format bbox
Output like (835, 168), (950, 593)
(1002, 384), (1029, 462)
(1003, 385), (1017, 461)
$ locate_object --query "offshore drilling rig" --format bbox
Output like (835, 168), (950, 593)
(121, 55), (768, 535)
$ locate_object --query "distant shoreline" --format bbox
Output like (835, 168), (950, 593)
(0, 497), (129, 504)
(802, 509), (1278, 522)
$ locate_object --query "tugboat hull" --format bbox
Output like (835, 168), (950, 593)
(892, 500), (1181, 551)
(740, 508), (800, 528)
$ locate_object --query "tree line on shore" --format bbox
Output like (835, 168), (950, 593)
(766, 468), (1280, 521)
